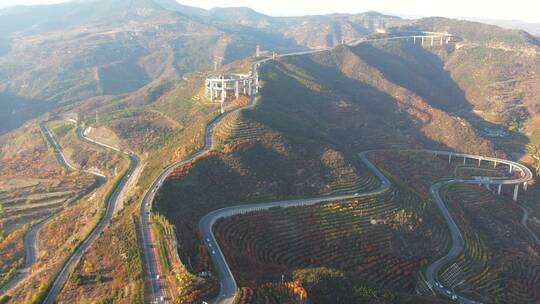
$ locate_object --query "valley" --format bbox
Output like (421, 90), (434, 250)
(0, 1), (539, 304)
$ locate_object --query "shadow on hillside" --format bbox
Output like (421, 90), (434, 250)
(348, 42), (531, 160)
(237, 140), (354, 196)
(222, 26), (310, 64)
(0, 92), (56, 136)
(253, 47), (530, 160)
(352, 42), (470, 113)
(255, 55), (461, 155)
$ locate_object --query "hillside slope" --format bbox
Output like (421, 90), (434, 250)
(154, 36), (504, 302)
(260, 44), (500, 156)
(0, 0), (407, 135)
(395, 18), (539, 163)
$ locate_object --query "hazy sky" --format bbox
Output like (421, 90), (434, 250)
(2, 0), (539, 23)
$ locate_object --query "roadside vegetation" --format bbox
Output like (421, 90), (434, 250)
(150, 214), (219, 304)
(0, 10), (538, 304)
(153, 38), (510, 303)
(213, 150), (535, 302)
(57, 204), (144, 304)
(0, 120), (128, 303)
(439, 184), (540, 303)
(52, 58), (257, 302)
(0, 122), (94, 295)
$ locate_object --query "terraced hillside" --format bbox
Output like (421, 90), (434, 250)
(1, 4), (538, 302)
(0, 119), (133, 303)
(373, 151), (539, 303)
(0, 123), (95, 292)
(210, 150), (532, 303)
(208, 151), (458, 303)
(213, 185), (445, 291)
(57, 204), (145, 304)
(156, 142), (379, 269)
(154, 33), (518, 302)
(439, 184), (540, 303)
(67, 59), (276, 224)
(155, 88), (384, 302)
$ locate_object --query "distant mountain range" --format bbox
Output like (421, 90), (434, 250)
(394, 13), (540, 36)
(0, 0), (538, 138)
(0, 0), (405, 134)
(463, 18), (540, 36)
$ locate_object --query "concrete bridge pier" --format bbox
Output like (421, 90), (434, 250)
(524, 181), (528, 191)
(440, 36), (444, 45)
(421, 37), (425, 46)
(498, 184), (502, 195)
(509, 164), (514, 174)
(494, 161), (498, 168)
(255, 76), (259, 93)
(449, 154), (452, 163)
(463, 156), (467, 164)
(513, 184), (519, 201)
(221, 80), (226, 103)
(478, 158), (482, 166)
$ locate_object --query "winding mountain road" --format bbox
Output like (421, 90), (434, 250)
(423, 152), (532, 304)
(40, 120), (138, 304)
(199, 152), (391, 304)
(426, 180), (477, 304)
(0, 121), (111, 297)
(139, 80), (260, 303)
(141, 32), (533, 304)
(201, 150), (532, 304)
(139, 49), (279, 303)
(0, 219), (41, 296)
(138, 32), (452, 302)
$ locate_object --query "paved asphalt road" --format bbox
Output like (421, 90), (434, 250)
(422, 150), (532, 304)
(199, 151), (391, 304)
(0, 121), (109, 298)
(136, 32), (452, 303)
(0, 221), (41, 296)
(41, 121), (139, 304)
(138, 54), (276, 303)
(425, 180), (479, 304)
(139, 97), (239, 303)
(40, 121), (81, 171)
(3, 123), (74, 295)
(201, 150), (532, 304)
(137, 33), (533, 304)
(1, 32), (498, 302)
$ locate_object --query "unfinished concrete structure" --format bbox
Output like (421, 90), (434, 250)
(205, 73), (258, 113)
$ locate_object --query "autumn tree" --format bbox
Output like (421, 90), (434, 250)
(83, 260), (94, 274)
